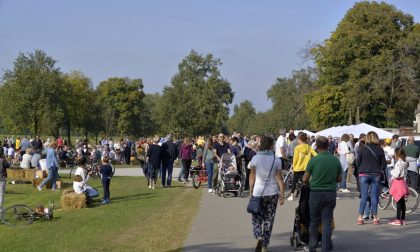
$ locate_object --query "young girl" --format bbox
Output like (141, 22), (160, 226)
(389, 148), (409, 226)
(99, 156), (114, 204)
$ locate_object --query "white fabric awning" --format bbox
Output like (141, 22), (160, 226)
(316, 123), (393, 139)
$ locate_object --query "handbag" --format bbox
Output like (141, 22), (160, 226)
(247, 155), (276, 214)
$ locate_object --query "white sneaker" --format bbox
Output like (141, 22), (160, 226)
(37, 186), (42, 191)
(287, 195), (293, 201)
(208, 189), (213, 193)
(342, 189), (350, 193)
(338, 189), (343, 192)
(148, 184), (152, 189)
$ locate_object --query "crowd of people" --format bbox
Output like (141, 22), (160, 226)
(1, 130), (419, 252)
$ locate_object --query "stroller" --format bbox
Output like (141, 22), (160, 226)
(215, 153), (244, 197)
(290, 185), (334, 251)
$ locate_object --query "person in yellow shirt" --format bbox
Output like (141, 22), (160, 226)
(288, 133), (317, 201)
(15, 137), (21, 151)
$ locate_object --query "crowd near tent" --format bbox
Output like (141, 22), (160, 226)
(316, 123), (393, 139)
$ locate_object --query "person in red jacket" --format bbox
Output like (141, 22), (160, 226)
(179, 137), (193, 183)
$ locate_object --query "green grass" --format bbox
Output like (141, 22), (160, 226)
(0, 176), (202, 252)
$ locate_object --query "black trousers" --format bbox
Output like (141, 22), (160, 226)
(291, 171), (305, 194)
(102, 178), (111, 201)
(396, 198), (406, 221)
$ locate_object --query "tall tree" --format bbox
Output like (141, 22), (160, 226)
(158, 50), (234, 136)
(0, 50), (63, 136)
(227, 100), (256, 135)
(267, 68), (317, 130)
(308, 1), (419, 127)
(96, 77), (145, 137)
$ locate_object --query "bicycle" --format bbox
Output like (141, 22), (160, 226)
(378, 185), (419, 214)
(1, 201), (55, 227)
(191, 165), (208, 189)
(281, 160), (300, 198)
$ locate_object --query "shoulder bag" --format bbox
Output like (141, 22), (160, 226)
(247, 155), (276, 215)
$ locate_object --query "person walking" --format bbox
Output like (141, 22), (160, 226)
(161, 134), (178, 187)
(356, 131), (387, 225)
(303, 136), (342, 252)
(146, 136), (162, 189)
(213, 133), (230, 190)
(37, 141), (59, 191)
(289, 133), (317, 201)
(179, 137), (193, 183)
(243, 140), (257, 191)
(249, 136), (285, 252)
(404, 136), (419, 191)
(337, 134), (351, 193)
(0, 148), (10, 213)
(202, 137), (215, 193)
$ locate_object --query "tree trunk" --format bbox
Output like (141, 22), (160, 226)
(66, 120), (71, 146)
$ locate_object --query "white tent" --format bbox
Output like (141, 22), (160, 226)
(316, 123), (393, 139)
(294, 130), (315, 137)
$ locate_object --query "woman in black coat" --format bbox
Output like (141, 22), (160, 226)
(146, 136), (162, 189)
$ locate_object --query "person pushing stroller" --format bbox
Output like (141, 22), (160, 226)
(302, 136), (342, 252)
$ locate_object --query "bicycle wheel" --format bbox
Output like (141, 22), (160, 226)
(378, 188), (391, 210)
(2, 205), (34, 226)
(192, 173), (201, 189)
(392, 187), (419, 214)
(69, 166), (76, 179)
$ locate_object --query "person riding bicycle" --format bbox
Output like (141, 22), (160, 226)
(289, 132), (317, 201)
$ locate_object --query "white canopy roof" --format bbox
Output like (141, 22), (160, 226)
(316, 123), (393, 139)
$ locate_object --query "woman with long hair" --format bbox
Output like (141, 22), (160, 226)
(180, 137), (193, 183)
(249, 136), (285, 252)
(202, 136), (215, 193)
(356, 131), (387, 225)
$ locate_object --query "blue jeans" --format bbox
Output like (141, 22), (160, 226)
(39, 166), (58, 190)
(0, 180), (5, 211)
(102, 178), (111, 201)
(309, 191), (336, 252)
(358, 175), (381, 216)
(363, 200), (371, 218)
(85, 186), (99, 198)
(205, 162), (214, 189)
(162, 161), (174, 186)
(340, 169), (347, 189)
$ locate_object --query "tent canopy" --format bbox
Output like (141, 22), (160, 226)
(316, 123), (393, 139)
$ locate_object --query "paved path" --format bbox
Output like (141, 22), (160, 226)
(184, 183), (420, 252)
(59, 166), (184, 178)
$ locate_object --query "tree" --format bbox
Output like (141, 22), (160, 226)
(158, 50), (234, 136)
(227, 100), (256, 135)
(0, 50), (64, 136)
(62, 71), (95, 144)
(267, 68), (317, 130)
(96, 77), (145, 137)
(139, 93), (162, 136)
(309, 1), (419, 127)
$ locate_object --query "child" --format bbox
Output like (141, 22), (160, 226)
(389, 148), (409, 226)
(99, 156), (114, 205)
(73, 175), (99, 199)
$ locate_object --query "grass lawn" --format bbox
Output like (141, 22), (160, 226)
(0, 175), (202, 252)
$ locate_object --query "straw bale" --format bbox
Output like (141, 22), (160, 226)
(61, 192), (86, 210)
(24, 169), (36, 180)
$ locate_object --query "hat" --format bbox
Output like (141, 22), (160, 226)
(384, 138), (392, 144)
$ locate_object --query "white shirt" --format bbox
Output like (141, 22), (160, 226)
(249, 151), (282, 197)
(39, 159), (47, 170)
(383, 146), (395, 167)
(337, 141), (350, 155)
(75, 166), (89, 183)
(20, 154), (32, 169)
(73, 181), (86, 194)
(7, 148), (15, 157)
(275, 136), (286, 158)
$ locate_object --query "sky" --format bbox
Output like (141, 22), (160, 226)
(0, 0), (419, 112)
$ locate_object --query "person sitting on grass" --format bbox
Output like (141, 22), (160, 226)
(73, 175), (99, 199)
(99, 156), (114, 205)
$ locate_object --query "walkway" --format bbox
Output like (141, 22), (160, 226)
(184, 183), (420, 252)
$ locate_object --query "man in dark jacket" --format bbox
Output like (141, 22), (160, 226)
(161, 134), (178, 187)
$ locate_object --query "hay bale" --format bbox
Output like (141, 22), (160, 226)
(61, 192), (86, 210)
(130, 158), (140, 165)
(24, 169), (36, 180)
(6, 169), (16, 180)
(15, 169), (24, 179)
(32, 178), (42, 188)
